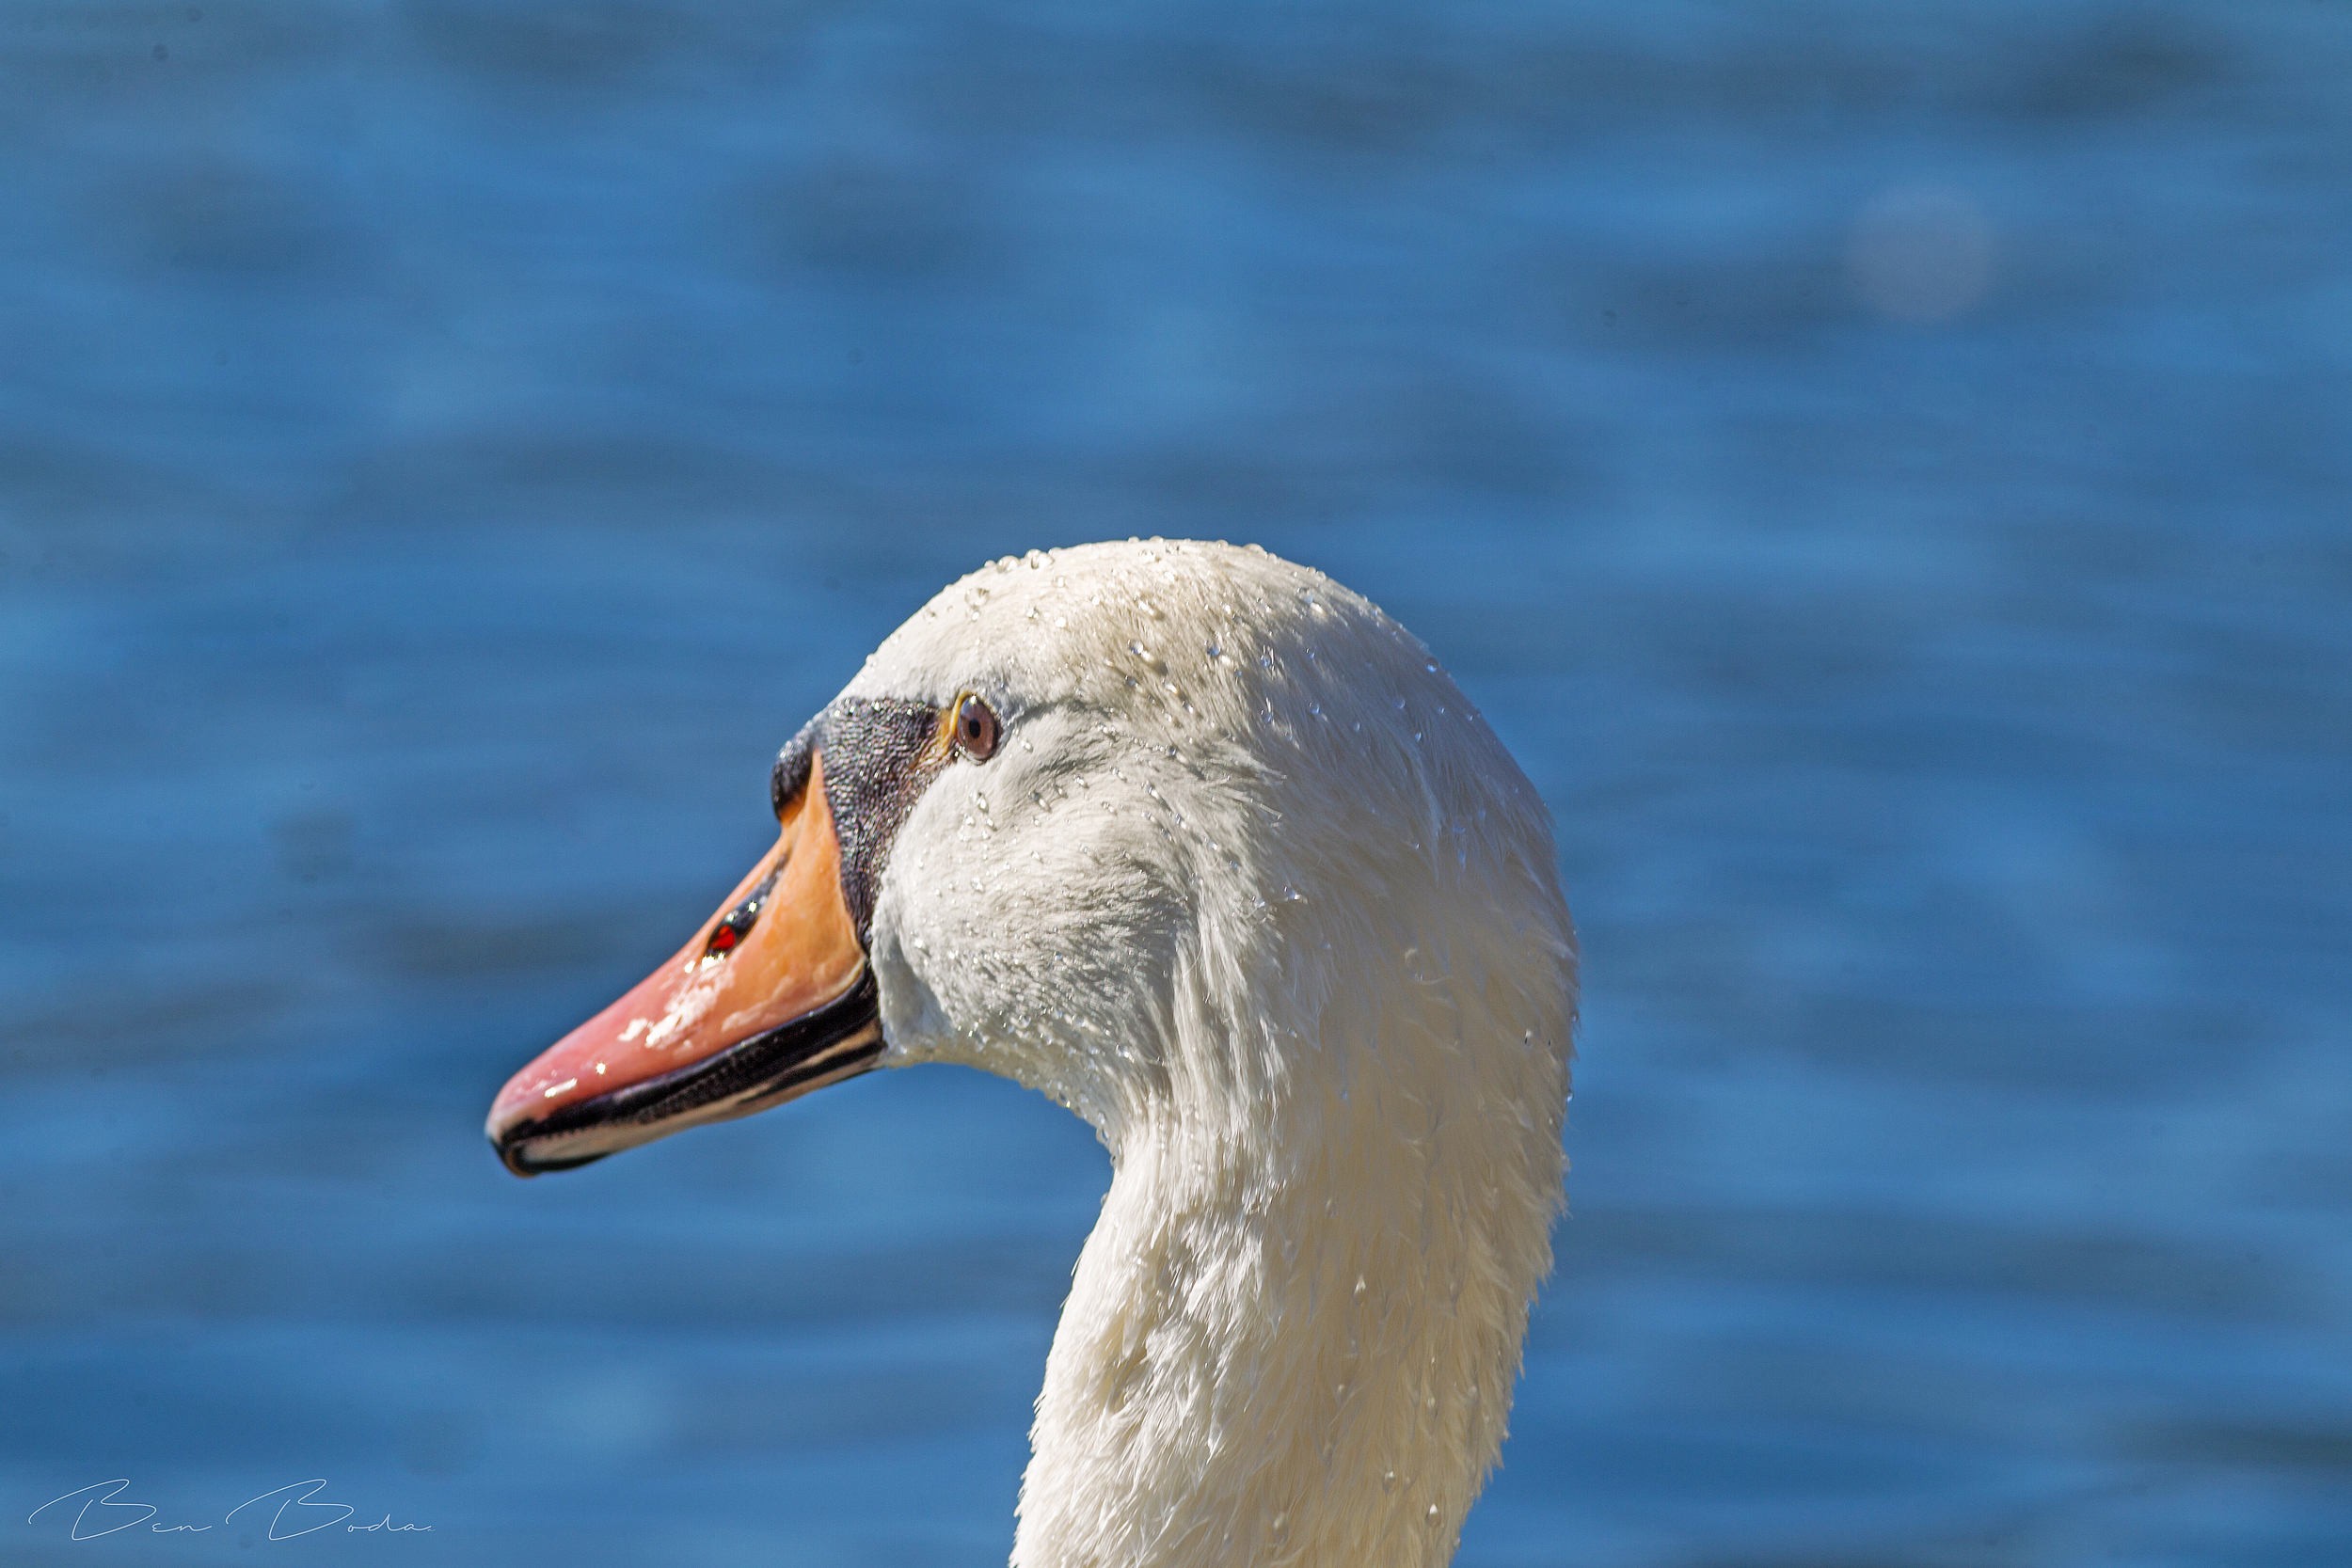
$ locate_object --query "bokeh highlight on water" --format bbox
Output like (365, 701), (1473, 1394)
(3, 2), (2347, 1563)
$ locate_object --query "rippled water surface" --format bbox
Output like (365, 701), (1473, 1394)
(3, 2), (2347, 1563)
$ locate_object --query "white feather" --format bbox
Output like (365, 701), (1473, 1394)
(847, 540), (1575, 1568)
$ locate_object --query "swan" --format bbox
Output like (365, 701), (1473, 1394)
(486, 539), (1576, 1568)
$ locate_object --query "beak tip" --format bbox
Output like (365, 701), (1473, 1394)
(485, 1116), (534, 1179)
(488, 1108), (619, 1179)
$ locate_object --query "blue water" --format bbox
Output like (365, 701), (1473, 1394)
(4, 2), (2348, 1563)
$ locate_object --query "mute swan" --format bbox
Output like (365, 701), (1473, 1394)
(487, 539), (1576, 1568)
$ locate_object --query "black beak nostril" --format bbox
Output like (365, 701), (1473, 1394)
(700, 869), (779, 970)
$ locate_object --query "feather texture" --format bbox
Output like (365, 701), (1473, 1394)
(845, 541), (1576, 1568)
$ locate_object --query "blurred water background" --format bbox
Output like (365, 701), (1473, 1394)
(3, 1), (2348, 1563)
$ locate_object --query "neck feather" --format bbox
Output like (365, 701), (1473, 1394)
(1011, 953), (1567, 1568)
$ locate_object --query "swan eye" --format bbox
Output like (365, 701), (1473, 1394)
(699, 870), (778, 969)
(953, 693), (1001, 762)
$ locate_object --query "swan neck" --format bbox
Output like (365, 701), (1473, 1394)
(1013, 1046), (1549, 1568)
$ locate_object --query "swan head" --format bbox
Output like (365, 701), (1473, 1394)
(486, 539), (1576, 1567)
(488, 538), (1569, 1173)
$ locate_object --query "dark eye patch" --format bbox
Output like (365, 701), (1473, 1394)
(771, 695), (951, 945)
(771, 714), (819, 820)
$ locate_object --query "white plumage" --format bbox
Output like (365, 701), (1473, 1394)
(847, 540), (1576, 1568)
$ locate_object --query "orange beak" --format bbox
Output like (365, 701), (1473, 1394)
(486, 752), (881, 1176)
